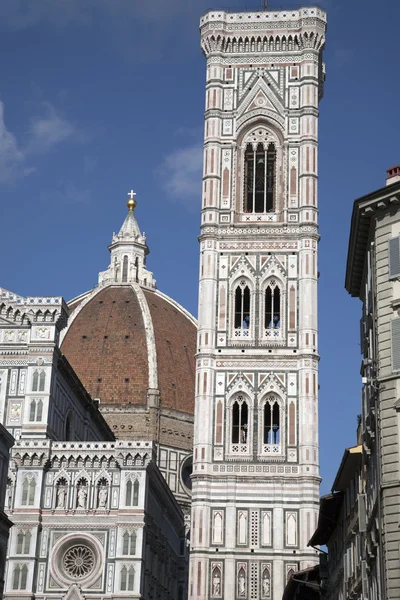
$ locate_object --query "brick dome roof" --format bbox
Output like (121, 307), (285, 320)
(61, 285), (196, 415)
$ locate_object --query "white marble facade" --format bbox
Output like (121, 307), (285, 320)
(190, 6), (327, 600)
(4, 440), (186, 600)
(0, 289), (188, 600)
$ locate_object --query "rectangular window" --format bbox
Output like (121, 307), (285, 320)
(389, 237), (400, 279)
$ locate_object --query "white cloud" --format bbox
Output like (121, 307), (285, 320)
(0, 102), (27, 183)
(0, 99), (80, 183)
(27, 102), (76, 154)
(160, 143), (203, 208)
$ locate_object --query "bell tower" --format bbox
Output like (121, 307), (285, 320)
(190, 6), (327, 600)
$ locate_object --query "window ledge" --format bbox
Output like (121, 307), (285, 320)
(391, 297), (400, 309)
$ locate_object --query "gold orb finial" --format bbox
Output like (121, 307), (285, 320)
(127, 189), (137, 211)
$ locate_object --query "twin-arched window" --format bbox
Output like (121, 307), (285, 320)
(12, 565), (28, 590)
(21, 477), (36, 506)
(122, 531), (136, 555)
(244, 142), (276, 213)
(16, 530), (31, 555)
(32, 370), (45, 392)
(120, 565), (134, 591)
(126, 479), (139, 506)
(233, 279), (282, 339)
(228, 395), (284, 457)
(29, 399), (43, 422)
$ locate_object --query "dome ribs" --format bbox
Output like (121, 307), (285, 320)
(62, 287), (148, 406)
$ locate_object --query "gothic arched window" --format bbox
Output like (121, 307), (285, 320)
(244, 142), (276, 213)
(234, 283), (250, 333)
(231, 396), (248, 445)
(21, 477), (36, 506)
(126, 479), (139, 506)
(13, 565), (28, 590)
(29, 399), (43, 422)
(265, 281), (281, 331)
(263, 398), (280, 446)
(121, 566), (135, 591)
(122, 531), (137, 555)
(16, 530), (31, 555)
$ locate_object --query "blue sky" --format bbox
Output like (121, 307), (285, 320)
(1, 0), (399, 494)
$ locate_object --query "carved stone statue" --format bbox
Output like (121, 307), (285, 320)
(77, 487), (87, 509)
(56, 485), (67, 508)
(5, 484), (12, 509)
(212, 569), (221, 596)
(238, 570), (246, 597)
(98, 486), (108, 508)
(262, 571), (270, 597)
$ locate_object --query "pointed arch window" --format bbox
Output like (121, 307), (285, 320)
(21, 477), (36, 506)
(120, 565), (135, 591)
(122, 531), (137, 555)
(29, 399), (43, 422)
(16, 530), (31, 555)
(12, 565), (28, 590)
(122, 256), (129, 283)
(231, 395), (249, 453)
(262, 397), (281, 454)
(126, 479), (139, 506)
(264, 280), (281, 337)
(244, 142), (276, 213)
(234, 282), (250, 336)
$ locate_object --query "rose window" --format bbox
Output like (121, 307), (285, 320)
(63, 545), (95, 578)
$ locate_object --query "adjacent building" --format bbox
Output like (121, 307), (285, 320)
(308, 436), (363, 600)
(0, 424), (13, 599)
(190, 6), (327, 599)
(345, 165), (400, 599)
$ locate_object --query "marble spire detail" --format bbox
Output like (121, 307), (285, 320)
(98, 191), (156, 288)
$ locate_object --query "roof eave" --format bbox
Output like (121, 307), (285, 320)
(345, 182), (400, 298)
(332, 444), (362, 492)
(308, 492), (343, 546)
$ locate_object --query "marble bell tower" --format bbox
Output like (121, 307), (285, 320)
(189, 5), (327, 600)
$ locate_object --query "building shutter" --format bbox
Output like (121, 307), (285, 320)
(361, 560), (369, 600)
(389, 237), (400, 279)
(358, 494), (367, 533)
(391, 318), (400, 371)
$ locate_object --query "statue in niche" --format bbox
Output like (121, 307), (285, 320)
(98, 486), (108, 508)
(238, 568), (246, 597)
(77, 486), (88, 509)
(212, 568), (221, 597)
(262, 569), (270, 597)
(5, 482), (12, 509)
(56, 485), (67, 508)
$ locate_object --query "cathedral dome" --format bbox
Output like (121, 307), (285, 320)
(61, 284), (196, 414)
(60, 194), (197, 431)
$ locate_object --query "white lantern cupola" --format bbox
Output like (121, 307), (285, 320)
(98, 190), (156, 288)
